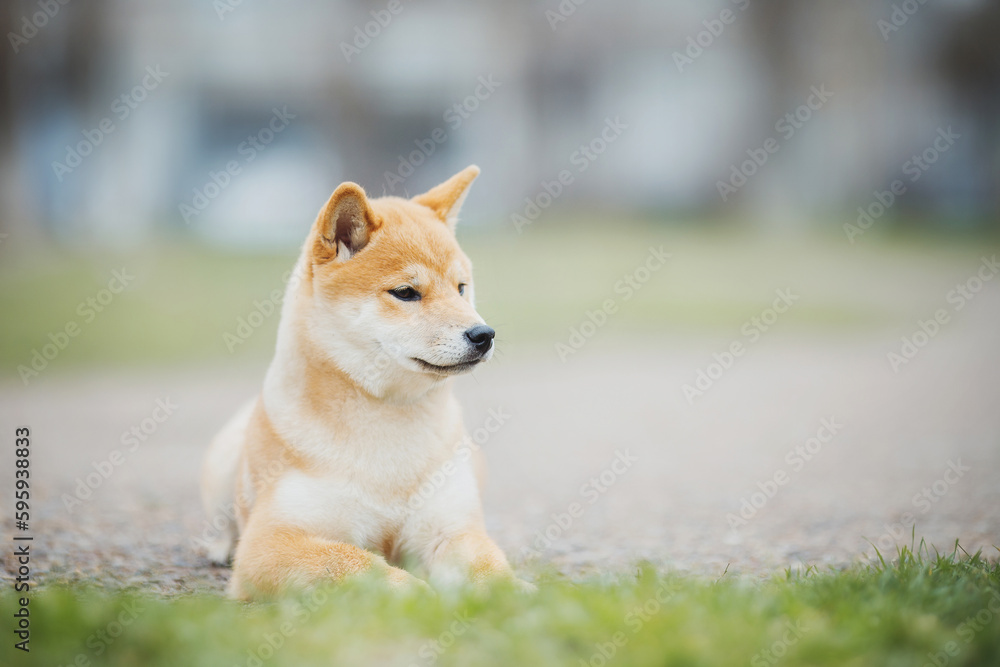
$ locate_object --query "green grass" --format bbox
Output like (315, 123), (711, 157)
(2, 220), (997, 377)
(3, 544), (999, 666)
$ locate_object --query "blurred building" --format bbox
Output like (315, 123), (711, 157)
(1, 0), (997, 247)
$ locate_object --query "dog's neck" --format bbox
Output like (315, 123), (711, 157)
(260, 316), (455, 467)
(274, 325), (449, 405)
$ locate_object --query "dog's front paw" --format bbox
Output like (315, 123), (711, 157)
(385, 565), (432, 593)
(511, 578), (538, 595)
(205, 538), (234, 567)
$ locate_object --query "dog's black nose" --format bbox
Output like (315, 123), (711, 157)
(465, 325), (495, 353)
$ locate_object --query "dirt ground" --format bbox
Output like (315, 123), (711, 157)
(2, 288), (999, 594)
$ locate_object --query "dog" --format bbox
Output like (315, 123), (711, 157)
(200, 166), (528, 599)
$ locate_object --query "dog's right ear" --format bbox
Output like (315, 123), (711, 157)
(313, 182), (381, 263)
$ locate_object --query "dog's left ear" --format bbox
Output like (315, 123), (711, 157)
(313, 182), (381, 263)
(412, 165), (480, 231)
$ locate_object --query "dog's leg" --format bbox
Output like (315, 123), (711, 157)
(228, 515), (423, 600)
(426, 529), (530, 589)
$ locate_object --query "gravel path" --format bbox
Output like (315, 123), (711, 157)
(2, 288), (999, 594)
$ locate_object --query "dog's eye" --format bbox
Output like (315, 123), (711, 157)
(389, 286), (421, 302)
(458, 283), (466, 296)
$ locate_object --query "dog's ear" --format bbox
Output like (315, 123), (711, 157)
(313, 182), (380, 263)
(412, 165), (480, 231)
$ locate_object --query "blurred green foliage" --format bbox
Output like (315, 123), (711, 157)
(2, 545), (998, 667)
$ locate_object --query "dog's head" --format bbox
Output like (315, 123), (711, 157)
(295, 165), (492, 398)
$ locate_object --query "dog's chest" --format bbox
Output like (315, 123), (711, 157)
(270, 467), (412, 550)
(268, 423), (452, 551)
(261, 379), (467, 553)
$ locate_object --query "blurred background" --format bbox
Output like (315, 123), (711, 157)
(1, 0), (998, 245)
(1, 0), (998, 587)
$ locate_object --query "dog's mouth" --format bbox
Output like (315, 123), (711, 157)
(411, 357), (482, 375)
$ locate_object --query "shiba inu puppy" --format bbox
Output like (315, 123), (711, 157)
(201, 166), (527, 599)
